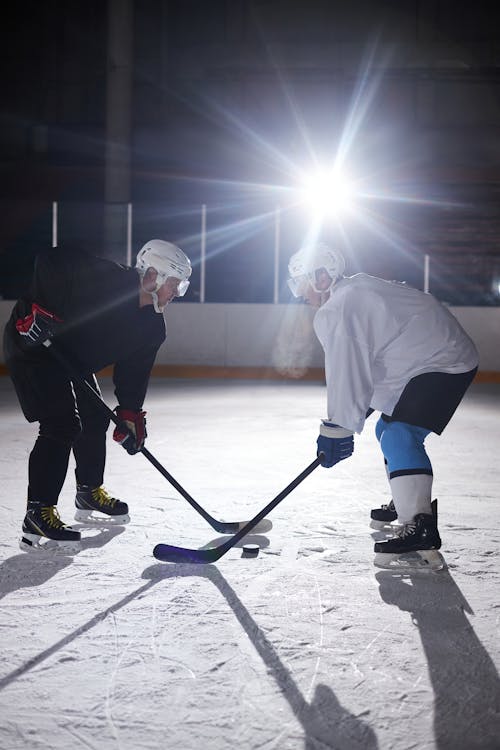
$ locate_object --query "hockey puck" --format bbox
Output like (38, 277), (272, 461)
(242, 544), (260, 558)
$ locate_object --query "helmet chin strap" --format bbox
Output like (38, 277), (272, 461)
(140, 274), (165, 314)
(151, 290), (164, 314)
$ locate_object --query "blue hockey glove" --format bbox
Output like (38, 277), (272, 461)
(316, 420), (354, 468)
(16, 303), (62, 347)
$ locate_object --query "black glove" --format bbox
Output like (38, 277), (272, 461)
(113, 408), (147, 454)
(16, 303), (62, 347)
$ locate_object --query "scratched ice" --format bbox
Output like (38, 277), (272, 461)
(0, 378), (499, 750)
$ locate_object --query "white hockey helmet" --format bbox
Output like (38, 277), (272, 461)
(136, 239), (192, 311)
(287, 243), (345, 297)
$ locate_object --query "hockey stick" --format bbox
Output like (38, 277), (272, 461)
(153, 455), (322, 564)
(43, 340), (269, 534)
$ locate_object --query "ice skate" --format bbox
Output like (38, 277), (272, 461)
(373, 507), (444, 571)
(75, 485), (130, 524)
(20, 502), (81, 553)
(370, 499), (400, 530)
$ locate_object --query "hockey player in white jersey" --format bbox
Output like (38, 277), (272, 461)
(287, 243), (479, 569)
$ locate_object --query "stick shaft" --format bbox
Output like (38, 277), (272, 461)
(43, 340), (233, 531)
(218, 456), (322, 554)
(154, 456), (322, 563)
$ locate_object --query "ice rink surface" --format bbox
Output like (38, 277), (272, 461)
(0, 376), (499, 750)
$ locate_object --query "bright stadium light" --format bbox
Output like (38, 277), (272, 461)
(299, 168), (356, 218)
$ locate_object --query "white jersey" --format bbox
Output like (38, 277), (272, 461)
(313, 274), (479, 434)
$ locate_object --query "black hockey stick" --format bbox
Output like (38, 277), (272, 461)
(43, 340), (270, 535)
(153, 455), (322, 564)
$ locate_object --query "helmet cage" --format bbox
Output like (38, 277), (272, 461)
(153, 274), (190, 297)
(287, 244), (345, 297)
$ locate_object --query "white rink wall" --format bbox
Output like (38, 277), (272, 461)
(1, 300), (499, 372)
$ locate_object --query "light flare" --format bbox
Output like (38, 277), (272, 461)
(299, 168), (357, 219)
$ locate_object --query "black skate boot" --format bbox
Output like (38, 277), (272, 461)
(20, 502), (81, 553)
(75, 485), (129, 524)
(374, 503), (443, 570)
(370, 499), (398, 529)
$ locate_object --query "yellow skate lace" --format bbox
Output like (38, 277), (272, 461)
(40, 506), (67, 529)
(91, 487), (118, 508)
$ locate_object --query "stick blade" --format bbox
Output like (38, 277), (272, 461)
(214, 517), (273, 534)
(241, 517), (273, 533)
(153, 543), (221, 564)
(211, 521), (240, 534)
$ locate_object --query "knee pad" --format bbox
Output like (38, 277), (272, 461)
(39, 413), (82, 445)
(375, 416), (386, 444)
(379, 421), (432, 476)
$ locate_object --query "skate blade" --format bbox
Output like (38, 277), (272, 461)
(374, 549), (445, 572)
(74, 509), (130, 525)
(370, 518), (403, 531)
(19, 534), (81, 555)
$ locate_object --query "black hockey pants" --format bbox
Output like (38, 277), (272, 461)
(27, 376), (111, 504)
(5, 324), (112, 505)
(7, 354), (111, 504)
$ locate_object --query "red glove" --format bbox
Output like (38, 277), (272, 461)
(16, 303), (62, 347)
(113, 408), (147, 455)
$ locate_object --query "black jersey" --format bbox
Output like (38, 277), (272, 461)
(4, 245), (166, 411)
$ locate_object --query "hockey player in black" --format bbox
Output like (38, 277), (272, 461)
(3, 239), (192, 552)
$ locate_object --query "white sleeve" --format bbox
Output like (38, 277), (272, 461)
(314, 307), (375, 434)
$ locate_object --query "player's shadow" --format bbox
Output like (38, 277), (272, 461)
(0, 525), (125, 600)
(147, 563), (379, 749)
(376, 569), (500, 750)
(0, 560), (378, 747)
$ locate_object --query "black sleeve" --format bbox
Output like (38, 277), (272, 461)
(113, 340), (162, 411)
